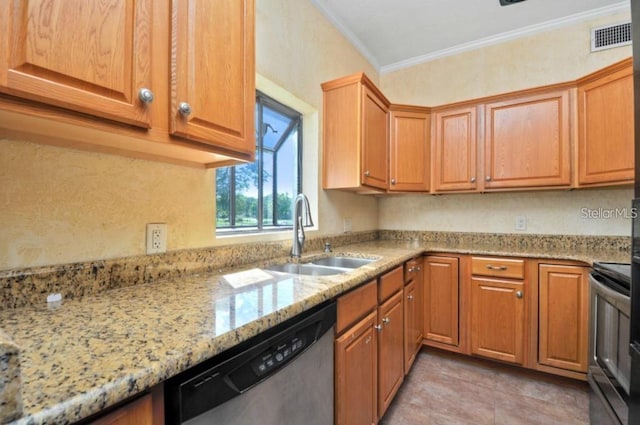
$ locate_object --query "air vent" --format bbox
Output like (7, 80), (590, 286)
(591, 22), (631, 52)
(499, 0), (527, 5)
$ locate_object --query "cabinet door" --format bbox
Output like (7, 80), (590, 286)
(578, 65), (634, 185)
(361, 85), (389, 190)
(335, 310), (378, 425)
(484, 90), (570, 189)
(538, 264), (589, 372)
(377, 290), (404, 418)
(404, 279), (421, 374)
(0, 0), (152, 127)
(171, 0), (255, 157)
(89, 393), (154, 425)
(432, 106), (477, 191)
(470, 277), (525, 365)
(423, 256), (459, 346)
(389, 108), (430, 192)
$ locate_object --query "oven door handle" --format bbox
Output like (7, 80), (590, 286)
(590, 274), (631, 316)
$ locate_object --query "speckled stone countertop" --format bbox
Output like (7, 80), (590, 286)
(0, 238), (630, 424)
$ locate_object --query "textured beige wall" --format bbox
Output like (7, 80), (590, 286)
(0, 0), (379, 270)
(379, 10), (634, 236)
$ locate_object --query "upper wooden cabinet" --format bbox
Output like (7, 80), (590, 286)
(577, 59), (634, 186)
(171, 0), (255, 156)
(322, 73), (390, 192)
(389, 105), (430, 192)
(0, 0), (153, 128)
(0, 0), (255, 167)
(484, 89), (571, 189)
(432, 105), (478, 192)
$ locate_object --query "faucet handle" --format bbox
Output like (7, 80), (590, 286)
(324, 242), (332, 253)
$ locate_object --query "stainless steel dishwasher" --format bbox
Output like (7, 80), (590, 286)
(164, 301), (336, 425)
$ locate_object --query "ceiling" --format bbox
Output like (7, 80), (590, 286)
(309, 0), (630, 73)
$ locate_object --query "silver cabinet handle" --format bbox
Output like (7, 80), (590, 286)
(382, 317), (390, 325)
(407, 295), (414, 301)
(374, 324), (383, 332)
(487, 265), (508, 271)
(516, 290), (523, 299)
(364, 170), (370, 177)
(178, 102), (192, 116)
(416, 266), (421, 271)
(485, 176), (492, 182)
(408, 266), (415, 273)
(138, 88), (154, 104)
(470, 177), (476, 183)
(391, 178), (396, 185)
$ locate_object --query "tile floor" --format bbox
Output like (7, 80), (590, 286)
(380, 348), (590, 425)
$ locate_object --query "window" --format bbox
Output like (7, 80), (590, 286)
(216, 92), (302, 232)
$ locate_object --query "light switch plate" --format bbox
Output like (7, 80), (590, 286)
(343, 217), (352, 233)
(515, 216), (527, 231)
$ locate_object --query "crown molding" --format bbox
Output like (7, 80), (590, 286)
(380, 1), (630, 74)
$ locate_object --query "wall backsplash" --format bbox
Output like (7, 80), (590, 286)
(378, 187), (634, 236)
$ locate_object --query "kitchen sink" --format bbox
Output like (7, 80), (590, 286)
(265, 256), (377, 276)
(307, 256), (375, 268)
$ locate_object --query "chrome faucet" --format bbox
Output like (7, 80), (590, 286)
(291, 193), (313, 258)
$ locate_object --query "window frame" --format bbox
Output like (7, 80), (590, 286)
(216, 91), (302, 234)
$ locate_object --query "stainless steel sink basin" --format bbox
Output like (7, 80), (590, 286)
(265, 263), (346, 276)
(308, 256), (375, 268)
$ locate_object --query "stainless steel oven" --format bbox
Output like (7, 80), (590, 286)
(589, 262), (632, 425)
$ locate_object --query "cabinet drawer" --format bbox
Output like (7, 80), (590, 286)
(337, 280), (377, 334)
(379, 266), (404, 302)
(404, 259), (420, 283)
(471, 257), (524, 279)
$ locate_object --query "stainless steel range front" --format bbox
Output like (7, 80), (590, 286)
(589, 262), (631, 425)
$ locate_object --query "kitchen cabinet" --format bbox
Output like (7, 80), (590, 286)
(88, 388), (163, 425)
(432, 105), (478, 192)
(469, 257), (526, 365)
(423, 256), (460, 349)
(538, 264), (589, 373)
(0, 0), (255, 167)
(577, 58), (634, 186)
(389, 105), (431, 192)
(403, 258), (423, 374)
(335, 310), (378, 425)
(377, 289), (404, 418)
(484, 89), (571, 189)
(322, 73), (390, 192)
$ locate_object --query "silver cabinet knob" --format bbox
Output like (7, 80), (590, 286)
(485, 176), (492, 182)
(382, 317), (390, 325)
(374, 324), (383, 332)
(364, 170), (370, 177)
(178, 102), (192, 116)
(416, 266), (421, 271)
(407, 295), (414, 301)
(138, 88), (154, 104)
(391, 178), (396, 185)
(516, 290), (523, 299)
(470, 177), (476, 183)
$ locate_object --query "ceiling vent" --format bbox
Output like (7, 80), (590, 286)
(499, 0), (527, 5)
(591, 22), (631, 52)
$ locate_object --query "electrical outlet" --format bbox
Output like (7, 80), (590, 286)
(515, 215), (527, 231)
(343, 217), (352, 233)
(146, 223), (167, 254)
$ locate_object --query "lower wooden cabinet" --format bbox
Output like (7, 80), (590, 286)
(335, 310), (378, 425)
(538, 264), (589, 373)
(403, 279), (421, 374)
(469, 276), (525, 365)
(423, 256), (459, 348)
(88, 387), (163, 425)
(377, 289), (404, 418)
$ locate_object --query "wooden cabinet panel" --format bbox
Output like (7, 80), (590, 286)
(377, 290), (404, 418)
(471, 257), (524, 280)
(0, 0), (152, 127)
(337, 279), (377, 334)
(379, 266), (404, 303)
(389, 106), (430, 192)
(484, 90), (571, 189)
(470, 277), (525, 365)
(89, 387), (164, 425)
(322, 73), (389, 192)
(578, 61), (634, 185)
(432, 106), (478, 192)
(538, 264), (589, 373)
(362, 85), (389, 190)
(171, 0), (255, 155)
(404, 279), (422, 374)
(335, 310), (378, 425)
(423, 256), (459, 346)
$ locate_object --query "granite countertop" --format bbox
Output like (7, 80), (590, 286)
(0, 239), (629, 424)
